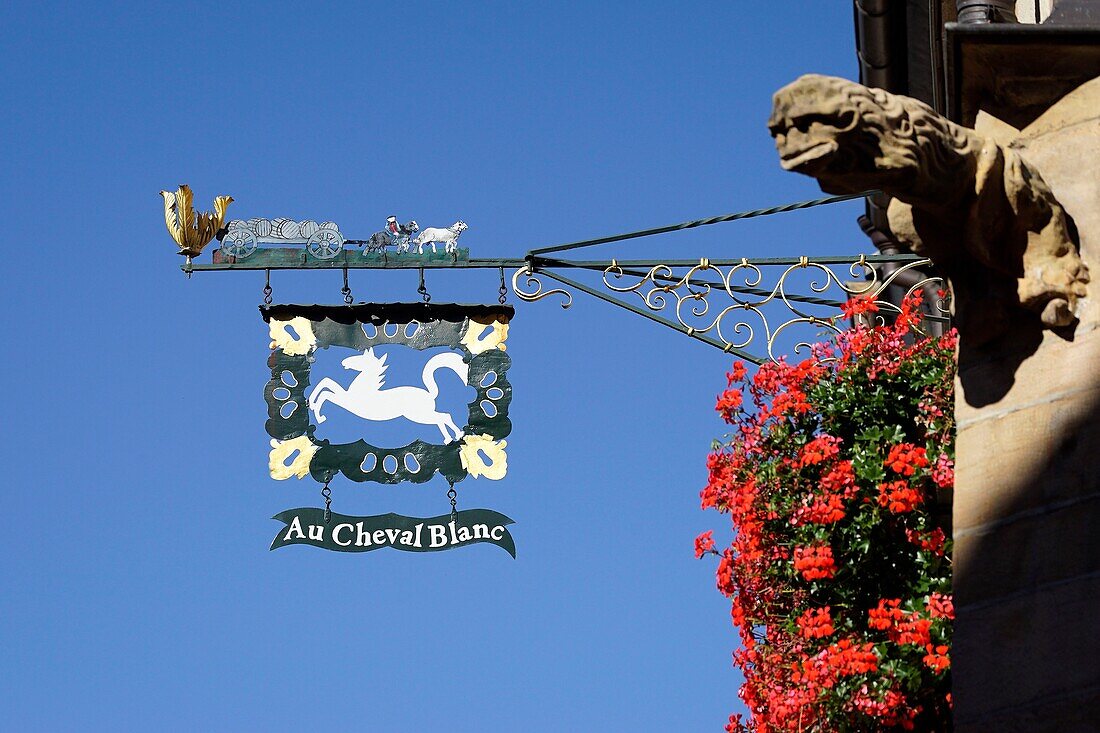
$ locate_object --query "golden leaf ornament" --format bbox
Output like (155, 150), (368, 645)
(160, 184), (233, 257)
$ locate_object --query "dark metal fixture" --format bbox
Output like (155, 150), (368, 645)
(956, 0), (1018, 23)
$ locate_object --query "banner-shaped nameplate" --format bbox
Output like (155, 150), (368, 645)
(271, 508), (516, 557)
(262, 303), (513, 486)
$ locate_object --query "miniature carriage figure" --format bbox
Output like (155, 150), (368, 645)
(220, 218), (346, 260)
(364, 216), (420, 254)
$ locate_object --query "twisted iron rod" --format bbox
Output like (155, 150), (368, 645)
(525, 191), (878, 256)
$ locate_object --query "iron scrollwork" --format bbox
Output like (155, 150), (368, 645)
(511, 256), (950, 363)
(511, 265), (572, 308)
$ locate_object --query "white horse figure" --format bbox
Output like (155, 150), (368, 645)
(414, 221), (467, 254)
(308, 348), (469, 443)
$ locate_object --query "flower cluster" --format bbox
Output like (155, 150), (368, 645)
(878, 480), (924, 513)
(694, 530), (716, 559)
(699, 293), (955, 731)
(796, 607), (835, 639)
(906, 527), (947, 556)
(886, 443), (930, 476)
(799, 435), (842, 467)
(792, 544), (837, 580)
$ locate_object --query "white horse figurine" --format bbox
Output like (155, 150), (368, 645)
(308, 348), (469, 443)
(414, 221), (467, 254)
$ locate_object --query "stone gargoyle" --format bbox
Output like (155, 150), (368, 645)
(767, 74), (1089, 341)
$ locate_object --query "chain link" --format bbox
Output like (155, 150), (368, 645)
(417, 267), (431, 303)
(341, 267), (353, 304)
(447, 481), (458, 524)
(263, 269), (273, 305)
(499, 266), (508, 305)
(321, 481), (333, 523)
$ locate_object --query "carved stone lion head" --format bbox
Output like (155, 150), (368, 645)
(768, 74), (976, 201)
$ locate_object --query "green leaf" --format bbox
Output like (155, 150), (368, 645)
(852, 451), (886, 483)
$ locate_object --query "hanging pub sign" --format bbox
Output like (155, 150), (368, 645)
(262, 301), (516, 557)
(158, 187), (516, 556)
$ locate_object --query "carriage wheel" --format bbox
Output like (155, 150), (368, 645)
(220, 228), (257, 258)
(307, 228), (343, 260)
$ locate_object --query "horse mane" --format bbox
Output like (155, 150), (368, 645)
(355, 349), (388, 390)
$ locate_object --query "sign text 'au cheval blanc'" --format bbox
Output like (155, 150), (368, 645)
(262, 302), (515, 556)
(271, 509), (516, 557)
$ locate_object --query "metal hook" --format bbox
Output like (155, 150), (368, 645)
(447, 480), (458, 524)
(321, 480), (333, 524)
(341, 267), (353, 304)
(417, 267), (431, 303)
(499, 266), (508, 305)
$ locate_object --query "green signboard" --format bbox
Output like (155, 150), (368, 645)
(262, 302), (513, 486)
(271, 508), (516, 557)
(262, 302), (517, 557)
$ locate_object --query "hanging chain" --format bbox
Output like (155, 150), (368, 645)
(263, 269), (273, 305)
(341, 267), (353, 304)
(498, 266), (508, 305)
(447, 480), (458, 524)
(418, 267), (431, 303)
(321, 480), (333, 523)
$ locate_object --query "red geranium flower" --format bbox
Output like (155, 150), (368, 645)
(799, 435), (842, 467)
(926, 592), (954, 620)
(797, 606), (835, 639)
(886, 443), (929, 476)
(922, 645), (950, 673)
(878, 480), (923, 513)
(906, 527), (947, 556)
(716, 387), (744, 422)
(841, 295), (879, 319)
(694, 530), (716, 559)
(792, 544), (837, 581)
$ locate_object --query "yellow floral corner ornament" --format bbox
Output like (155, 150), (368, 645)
(459, 434), (508, 480)
(269, 317), (317, 356)
(269, 436), (318, 480)
(461, 319), (509, 354)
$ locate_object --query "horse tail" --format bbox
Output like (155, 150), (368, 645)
(422, 352), (469, 399)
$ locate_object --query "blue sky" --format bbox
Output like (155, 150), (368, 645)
(0, 2), (862, 730)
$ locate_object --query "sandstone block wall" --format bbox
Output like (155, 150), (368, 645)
(954, 78), (1100, 733)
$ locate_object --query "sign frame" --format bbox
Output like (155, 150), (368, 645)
(262, 302), (513, 486)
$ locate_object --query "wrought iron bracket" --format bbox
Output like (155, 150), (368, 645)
(512, 254), (948, 363)
(179, 192), (950, 364)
